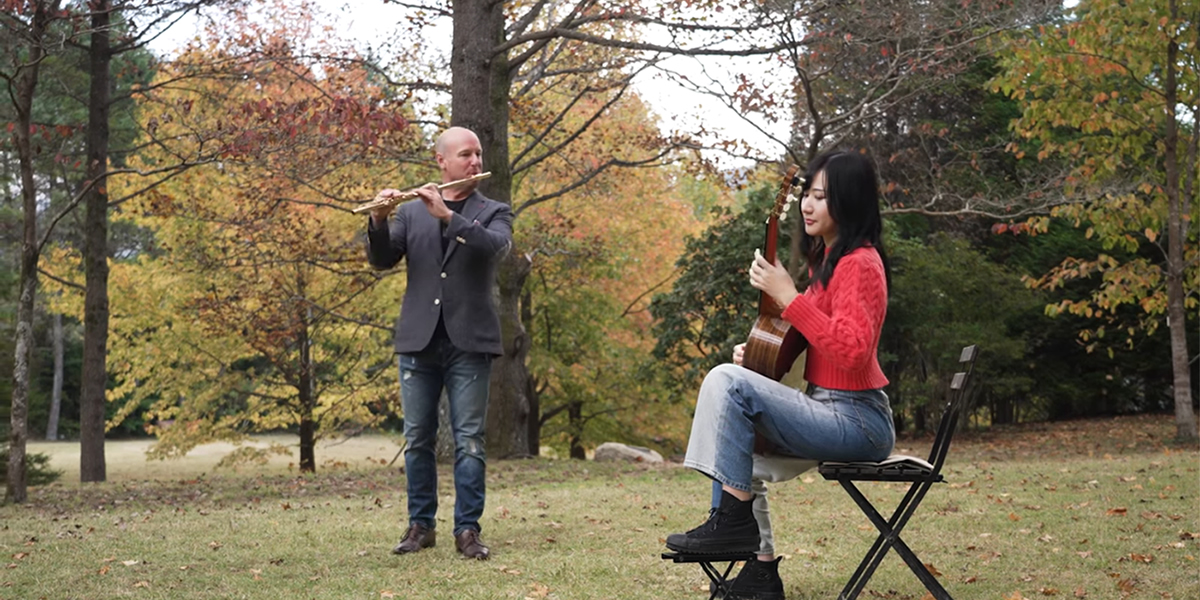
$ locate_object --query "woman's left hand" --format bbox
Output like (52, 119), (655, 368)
(749, 249), (799, 308)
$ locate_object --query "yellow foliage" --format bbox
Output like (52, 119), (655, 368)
(98, 8), (420, 464)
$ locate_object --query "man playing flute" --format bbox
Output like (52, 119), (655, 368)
(366, 126), (513, 560)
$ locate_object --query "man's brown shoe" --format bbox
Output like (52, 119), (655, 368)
(455, 529), (490, 560)
(391, 522), (436, 554)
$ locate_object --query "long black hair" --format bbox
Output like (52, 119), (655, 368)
(798, 150), (891, 291)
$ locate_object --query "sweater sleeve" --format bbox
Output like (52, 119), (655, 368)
(781, 249), (887, 372)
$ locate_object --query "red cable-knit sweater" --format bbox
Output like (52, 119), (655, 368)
(781, 246), (889, 391)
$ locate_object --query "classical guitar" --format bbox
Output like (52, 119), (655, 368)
(742, 165), (809, 381)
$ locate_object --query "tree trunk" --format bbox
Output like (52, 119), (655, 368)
(1161, 5), (1197, 442)
(567, 402), (585, 460)
(992, 393), (1015, 426)
(525, 375), (540, 457)
(298, 309), (316, 472)
(47, 312), (63, 441)
(489, 253), (532, 458)
(451, 0), (532, 459)
(7, 0), (57, 505)
(79, 0), (113, 483)
(298, 413), (315, 472)
(522, 289), (540, 456)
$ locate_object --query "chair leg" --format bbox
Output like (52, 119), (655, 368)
(837, 479), (952, 600)
(698, 560), (741, 600)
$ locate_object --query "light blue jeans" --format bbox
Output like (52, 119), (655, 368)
(685, 364), (894, 493)
(399, 337), (492, 535)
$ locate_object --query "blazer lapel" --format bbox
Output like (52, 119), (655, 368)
(442, 192), (484, 266)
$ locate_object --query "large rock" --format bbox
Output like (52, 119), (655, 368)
(593, 442), (663, 464)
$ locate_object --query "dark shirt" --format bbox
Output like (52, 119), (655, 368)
(431, 199), (468, 343)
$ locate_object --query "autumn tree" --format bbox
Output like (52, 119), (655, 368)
(993, 0), (1198, 441)
(518, 93), (708, 457)
(650, 170), (787, 393)
(60, 4), (421, 471)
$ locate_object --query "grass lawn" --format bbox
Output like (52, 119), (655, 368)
(3, 414), (1197, 599)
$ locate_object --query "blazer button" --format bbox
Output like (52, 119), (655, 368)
(456, 236), (466, 244)
(441, 272), (447, 279)
(434, 299), (440, 305)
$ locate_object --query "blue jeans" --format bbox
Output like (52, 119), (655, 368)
(686, 364), (894, 492)
(399, 337), (492, 535)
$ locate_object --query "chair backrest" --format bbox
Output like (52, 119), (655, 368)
(924, 345), (979, 473)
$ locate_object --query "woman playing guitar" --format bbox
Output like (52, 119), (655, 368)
(665, 151), (894, 600)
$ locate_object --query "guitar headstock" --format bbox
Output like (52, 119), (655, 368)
(768, 164), (803, 224)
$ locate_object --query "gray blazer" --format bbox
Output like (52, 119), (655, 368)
(367, 190), (513, 356)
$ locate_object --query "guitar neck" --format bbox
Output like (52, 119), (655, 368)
(757, 218), (782, 317)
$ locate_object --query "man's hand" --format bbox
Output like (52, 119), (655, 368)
(732, 343), (746, 366)
(749, 249), (799, 309)
(414, 183), (453, 223)
(370, 189), (401, 225)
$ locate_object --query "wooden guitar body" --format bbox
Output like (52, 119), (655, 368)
(743, 315), (808, 381)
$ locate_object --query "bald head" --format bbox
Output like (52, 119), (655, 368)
(434, 126), (483, 194)
(435, 127), (479, 155)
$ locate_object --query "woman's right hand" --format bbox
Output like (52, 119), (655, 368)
(732, 343), (745, 366)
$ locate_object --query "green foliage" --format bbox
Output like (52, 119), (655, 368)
(883, 231), (1038, 431)
(0, 448), (63, 488)
(992, 0), (1200, 346)
(650, 180), (786, 393)
(984, 223), (1179, 419)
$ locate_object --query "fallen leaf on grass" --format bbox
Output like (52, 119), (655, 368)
(1073, 587), (1086, 598)
(1009, 512), (1021, 522)
(380, 591), (396, 599)
(10, 553), (27, 561)
(1116, 578), (1136, 592)
(133, 581), (149, 588)
(1105, 507), (1127, 516)
(1040, 587), (1059, 595)
(1003, 591), (1030, 600)
(924, 562), (943, 577)
(122, 560), (139, 566)
(98, 565), (110, 575)
(525, 583), (551, 599)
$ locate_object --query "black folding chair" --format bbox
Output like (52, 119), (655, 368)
(818, 344), (979, 600)
(661, 550), (755, 600)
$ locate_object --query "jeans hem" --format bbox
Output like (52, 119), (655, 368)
(683, 459), (751, 493)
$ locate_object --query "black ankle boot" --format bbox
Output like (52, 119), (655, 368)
(665, 490), (759, 554)
(727, 557), (785, 600)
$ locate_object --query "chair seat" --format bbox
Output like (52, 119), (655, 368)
(819, 454), (942, 482)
